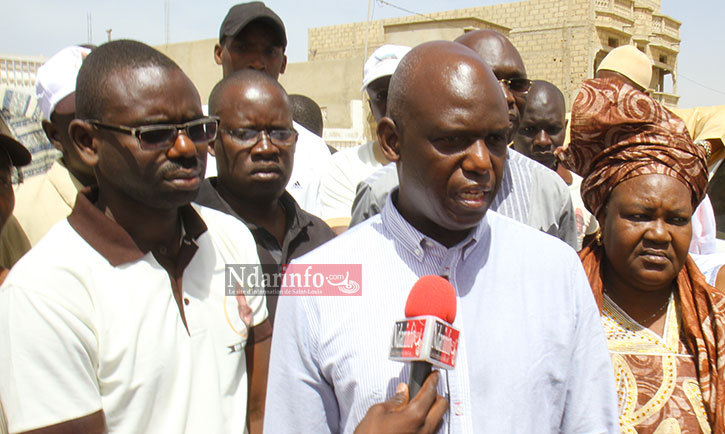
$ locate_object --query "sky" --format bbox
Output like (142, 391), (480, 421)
(2, 0), (723, 108)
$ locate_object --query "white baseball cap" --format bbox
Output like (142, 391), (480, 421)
(361, 44), (411, 92)
(36, 45), (91, 120)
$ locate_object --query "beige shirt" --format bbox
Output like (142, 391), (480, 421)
(0, 160), (82, 268)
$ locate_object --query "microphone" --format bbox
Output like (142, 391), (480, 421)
(389, 275), (459, 399)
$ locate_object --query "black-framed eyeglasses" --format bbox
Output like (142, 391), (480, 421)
(222, 128), (298, 148)
(498, 78), (533, 94)
(87, 116), (220, 151)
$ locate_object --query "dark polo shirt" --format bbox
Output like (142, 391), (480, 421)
(195, 177), (335, 323)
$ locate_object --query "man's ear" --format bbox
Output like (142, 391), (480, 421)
(377, 117), (401, 163)
(280, 54), (287, 75)
(41, 120), (63, 152)
(214, 43), (224, 65)
(68, 119), (100, 167)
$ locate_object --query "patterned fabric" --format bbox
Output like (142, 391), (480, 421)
(580, 244), (725, 432)
(0, 86), (59, 181)
(557, 78), (708, 218)
(603, 292), (711, 433)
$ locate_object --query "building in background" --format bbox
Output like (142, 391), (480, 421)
(161, 0), (680, 149)
(0, 54), (58, 179)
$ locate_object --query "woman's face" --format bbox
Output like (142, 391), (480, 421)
(600, 174), (694, 292)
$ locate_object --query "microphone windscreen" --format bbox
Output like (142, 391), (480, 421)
(404, 275), (457, 324)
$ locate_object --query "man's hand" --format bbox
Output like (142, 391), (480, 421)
(354, 371), (448, 434)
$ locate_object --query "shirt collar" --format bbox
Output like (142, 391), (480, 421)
(381, 189), (488, 262)
(67, 187), (207, 266)
(195, 177), (313, 235)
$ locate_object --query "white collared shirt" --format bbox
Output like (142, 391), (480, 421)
(265, 194), (618, 433)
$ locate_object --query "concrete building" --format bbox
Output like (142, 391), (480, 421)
(159, 0), (680, 149)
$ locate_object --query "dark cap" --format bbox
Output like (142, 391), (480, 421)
(219, 2), (287, 48)
(0, 134), (31, 167)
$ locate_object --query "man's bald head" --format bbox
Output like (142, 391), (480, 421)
(208, 69), (288, 117)
(455, 30), (525, 77)
(379, 41), (509, 247)
(513, 80), (568, 170)
(387, 41), (506, 130)
(454, 30), (529, 136)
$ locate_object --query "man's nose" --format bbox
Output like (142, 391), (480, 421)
(462, 138), (493, 174)
(532, 130), (552, 149)
(167, 132), (198, 159)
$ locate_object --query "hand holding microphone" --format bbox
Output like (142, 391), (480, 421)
(354, 371), (448, 434)
(355, 275), (457, 433)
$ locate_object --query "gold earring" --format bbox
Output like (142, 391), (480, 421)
(595, 229), (602, 246)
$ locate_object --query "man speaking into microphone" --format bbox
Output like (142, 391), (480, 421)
(264, 41), (618, 433)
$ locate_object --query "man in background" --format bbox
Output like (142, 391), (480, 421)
(514, 80), (597, 250)
(214, 1), (331, 214)
(197, 70), (334, 323)
(318, 44), (409, 232)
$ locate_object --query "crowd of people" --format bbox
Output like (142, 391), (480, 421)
(0, 1), (724, 433)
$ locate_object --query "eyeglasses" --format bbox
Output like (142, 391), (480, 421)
(222, 128), (298, 148)
(498, 78), (533, 94)
(87, 116), (220, 151)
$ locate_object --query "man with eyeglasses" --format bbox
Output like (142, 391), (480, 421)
(0, 40), (270, 434)
(214, 1), (331, 215)
(196, 69), (334, 323)
(349, 32), (578, 249)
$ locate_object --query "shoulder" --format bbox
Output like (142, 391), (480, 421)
(193, 204), (257, 260)
(488, 211), (577, 258)
(295, 215), (385, 263)
(2, 220), (98, 304)
(300, 209), (336, 240)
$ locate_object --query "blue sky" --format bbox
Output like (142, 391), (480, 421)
(2, 0), (723, 107)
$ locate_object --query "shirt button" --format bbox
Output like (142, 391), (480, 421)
(454, 403), (465, 415)
(414, 248), (422, 256)
(184, 298), (190, 306)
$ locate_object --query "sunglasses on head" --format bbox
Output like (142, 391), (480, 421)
(87, 116), (220, 151)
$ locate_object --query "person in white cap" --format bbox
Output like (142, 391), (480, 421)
(317, 44), (410, 233)
(0, 45), (94, 268)
(595, 44), (652, 92)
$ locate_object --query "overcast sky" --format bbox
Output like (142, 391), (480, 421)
(2, 0), (723, 107)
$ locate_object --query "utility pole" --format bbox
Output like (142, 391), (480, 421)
(87, 12), (92, 44)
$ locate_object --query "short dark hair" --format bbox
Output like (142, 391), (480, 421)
(288, 94), (323, 137)
(208, 69), (287, 117)
(75, 39), (181, 120)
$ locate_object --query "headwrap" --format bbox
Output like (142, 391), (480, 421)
(557, 77), (708, 219)
(566, 78), (725, 432)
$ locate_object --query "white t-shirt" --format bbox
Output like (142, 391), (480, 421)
(318, 141), (384, 224)
(205, 122), (331, 216)
(0, 202), (267, 433)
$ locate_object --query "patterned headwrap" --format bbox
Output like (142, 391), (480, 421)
(557, 77), (708, 218)
(564, 78), (724, 432)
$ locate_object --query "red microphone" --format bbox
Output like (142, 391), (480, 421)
(389, 275), (460, 399)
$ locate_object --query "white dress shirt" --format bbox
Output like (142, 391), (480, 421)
(265, 193), (618, 433)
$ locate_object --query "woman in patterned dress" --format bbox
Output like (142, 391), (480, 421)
(557, 77), (725, 433)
